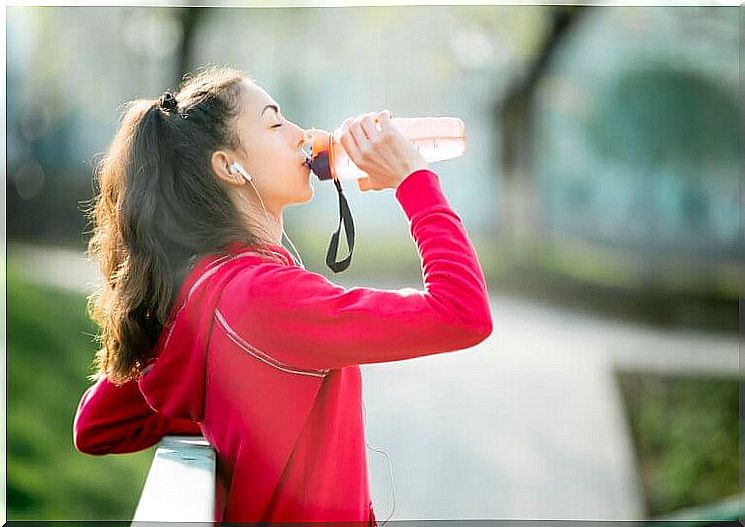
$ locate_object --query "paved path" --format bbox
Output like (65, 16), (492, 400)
(359, 295), (738, 521)
(10, 244), (740, 520)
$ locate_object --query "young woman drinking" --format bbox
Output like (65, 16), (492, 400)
(73, 64), (493, 524)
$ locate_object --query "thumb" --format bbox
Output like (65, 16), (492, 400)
(379, 109), (394, 131)
(357, 176), (371, 192)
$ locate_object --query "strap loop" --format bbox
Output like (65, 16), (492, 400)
(325, 178), (355, 273)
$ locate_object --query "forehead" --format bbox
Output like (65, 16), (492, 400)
(240, 82), (279, 122)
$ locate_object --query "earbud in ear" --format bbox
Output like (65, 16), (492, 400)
(230, 162), (252, 182)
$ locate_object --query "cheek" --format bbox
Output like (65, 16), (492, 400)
(263, 139), (291, 169)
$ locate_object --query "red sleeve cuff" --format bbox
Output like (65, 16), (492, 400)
(394, 169), (449, 220)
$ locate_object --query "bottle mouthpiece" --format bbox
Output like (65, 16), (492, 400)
(303, 128), (335, 181)
(301, 130), (313, 166)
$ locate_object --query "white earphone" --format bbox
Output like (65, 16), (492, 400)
(230, 161), (252, 182)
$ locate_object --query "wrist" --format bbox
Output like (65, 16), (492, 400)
(398, 162), (430, 185)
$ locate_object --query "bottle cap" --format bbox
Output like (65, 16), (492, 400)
(305, 128), (335, 181)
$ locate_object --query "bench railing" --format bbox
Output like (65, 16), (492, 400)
(129, 436), (744, 525)
(131, 435), (216, 524)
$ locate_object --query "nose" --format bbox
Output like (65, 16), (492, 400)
(295, 126), (307, 149)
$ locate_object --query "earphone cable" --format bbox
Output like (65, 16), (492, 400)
(362, 398), (396, 526)
(244, 175), (305, 269)
(281, 228), (305, 269)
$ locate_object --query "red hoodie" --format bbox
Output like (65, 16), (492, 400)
(73, 168), (493, 523)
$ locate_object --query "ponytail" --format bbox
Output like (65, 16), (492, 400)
(85, 65), (270, 385)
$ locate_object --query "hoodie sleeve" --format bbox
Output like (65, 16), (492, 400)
(224, 169), (493, 372)
(73, 374), (202, 456)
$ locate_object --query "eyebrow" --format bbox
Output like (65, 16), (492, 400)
(260, 104), (280, 118)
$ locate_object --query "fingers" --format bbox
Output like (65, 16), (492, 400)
(338, 115), (355, 134)
(340, 110), (396, 191)
(346, 113), (371, 160)
(379, 109), (393, 131)
(360, 113), (383, 143)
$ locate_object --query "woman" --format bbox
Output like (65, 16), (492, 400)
(73, 64), (493, 524)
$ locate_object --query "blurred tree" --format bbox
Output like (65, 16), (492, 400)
(587, 63), (739, 248)
(494, 5), (591, 243)
(589, 65), (737, 171)
(174, 6), (208, 87)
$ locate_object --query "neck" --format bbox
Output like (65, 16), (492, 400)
(236, 188), (284, 246)
(251, 207), (283, 246)
(264, 210), (284, 246)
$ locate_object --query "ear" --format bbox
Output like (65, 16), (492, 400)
(211, 150), (244, 186)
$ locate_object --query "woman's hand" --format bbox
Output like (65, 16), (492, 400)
(338, 110), (429, 192)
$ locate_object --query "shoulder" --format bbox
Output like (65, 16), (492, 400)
(224, 260), (346, 305)
(171, 248), (282, 307)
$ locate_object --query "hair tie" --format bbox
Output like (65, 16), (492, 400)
(158, 91), (179, 114)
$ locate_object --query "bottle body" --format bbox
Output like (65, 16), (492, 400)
(305, 117), (466, 181)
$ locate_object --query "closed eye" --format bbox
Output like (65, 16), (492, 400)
(271, 123), (283, 128)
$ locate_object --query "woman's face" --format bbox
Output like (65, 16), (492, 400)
(228, 80), (313, 211)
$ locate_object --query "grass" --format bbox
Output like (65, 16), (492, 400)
(6, 259), (155, 520)
(615, 370), (740, 518)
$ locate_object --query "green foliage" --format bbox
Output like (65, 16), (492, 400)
(616, 370), (739, 517)
(7, 260), (155, 520)
(589, 63), (738, 169)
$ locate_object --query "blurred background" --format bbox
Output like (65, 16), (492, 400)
(5, 3), (742, 522)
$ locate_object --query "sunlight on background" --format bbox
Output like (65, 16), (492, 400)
(5, 4), (742, 522)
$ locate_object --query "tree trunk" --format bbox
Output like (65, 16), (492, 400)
(174, 7), (207, 87)
(495, 6), (591, 245)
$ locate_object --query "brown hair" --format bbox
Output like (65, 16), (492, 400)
(84, 64), (279, 385)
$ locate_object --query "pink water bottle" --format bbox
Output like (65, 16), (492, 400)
(303, 116), (466, 181)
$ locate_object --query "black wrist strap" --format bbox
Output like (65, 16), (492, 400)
(325, 177), (355, 273)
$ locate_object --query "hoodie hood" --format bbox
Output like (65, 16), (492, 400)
(138, 241), (296, 421)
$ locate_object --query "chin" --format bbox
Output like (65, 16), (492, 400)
(288, 182), (313, 206)
(300, 182), (314, 203)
